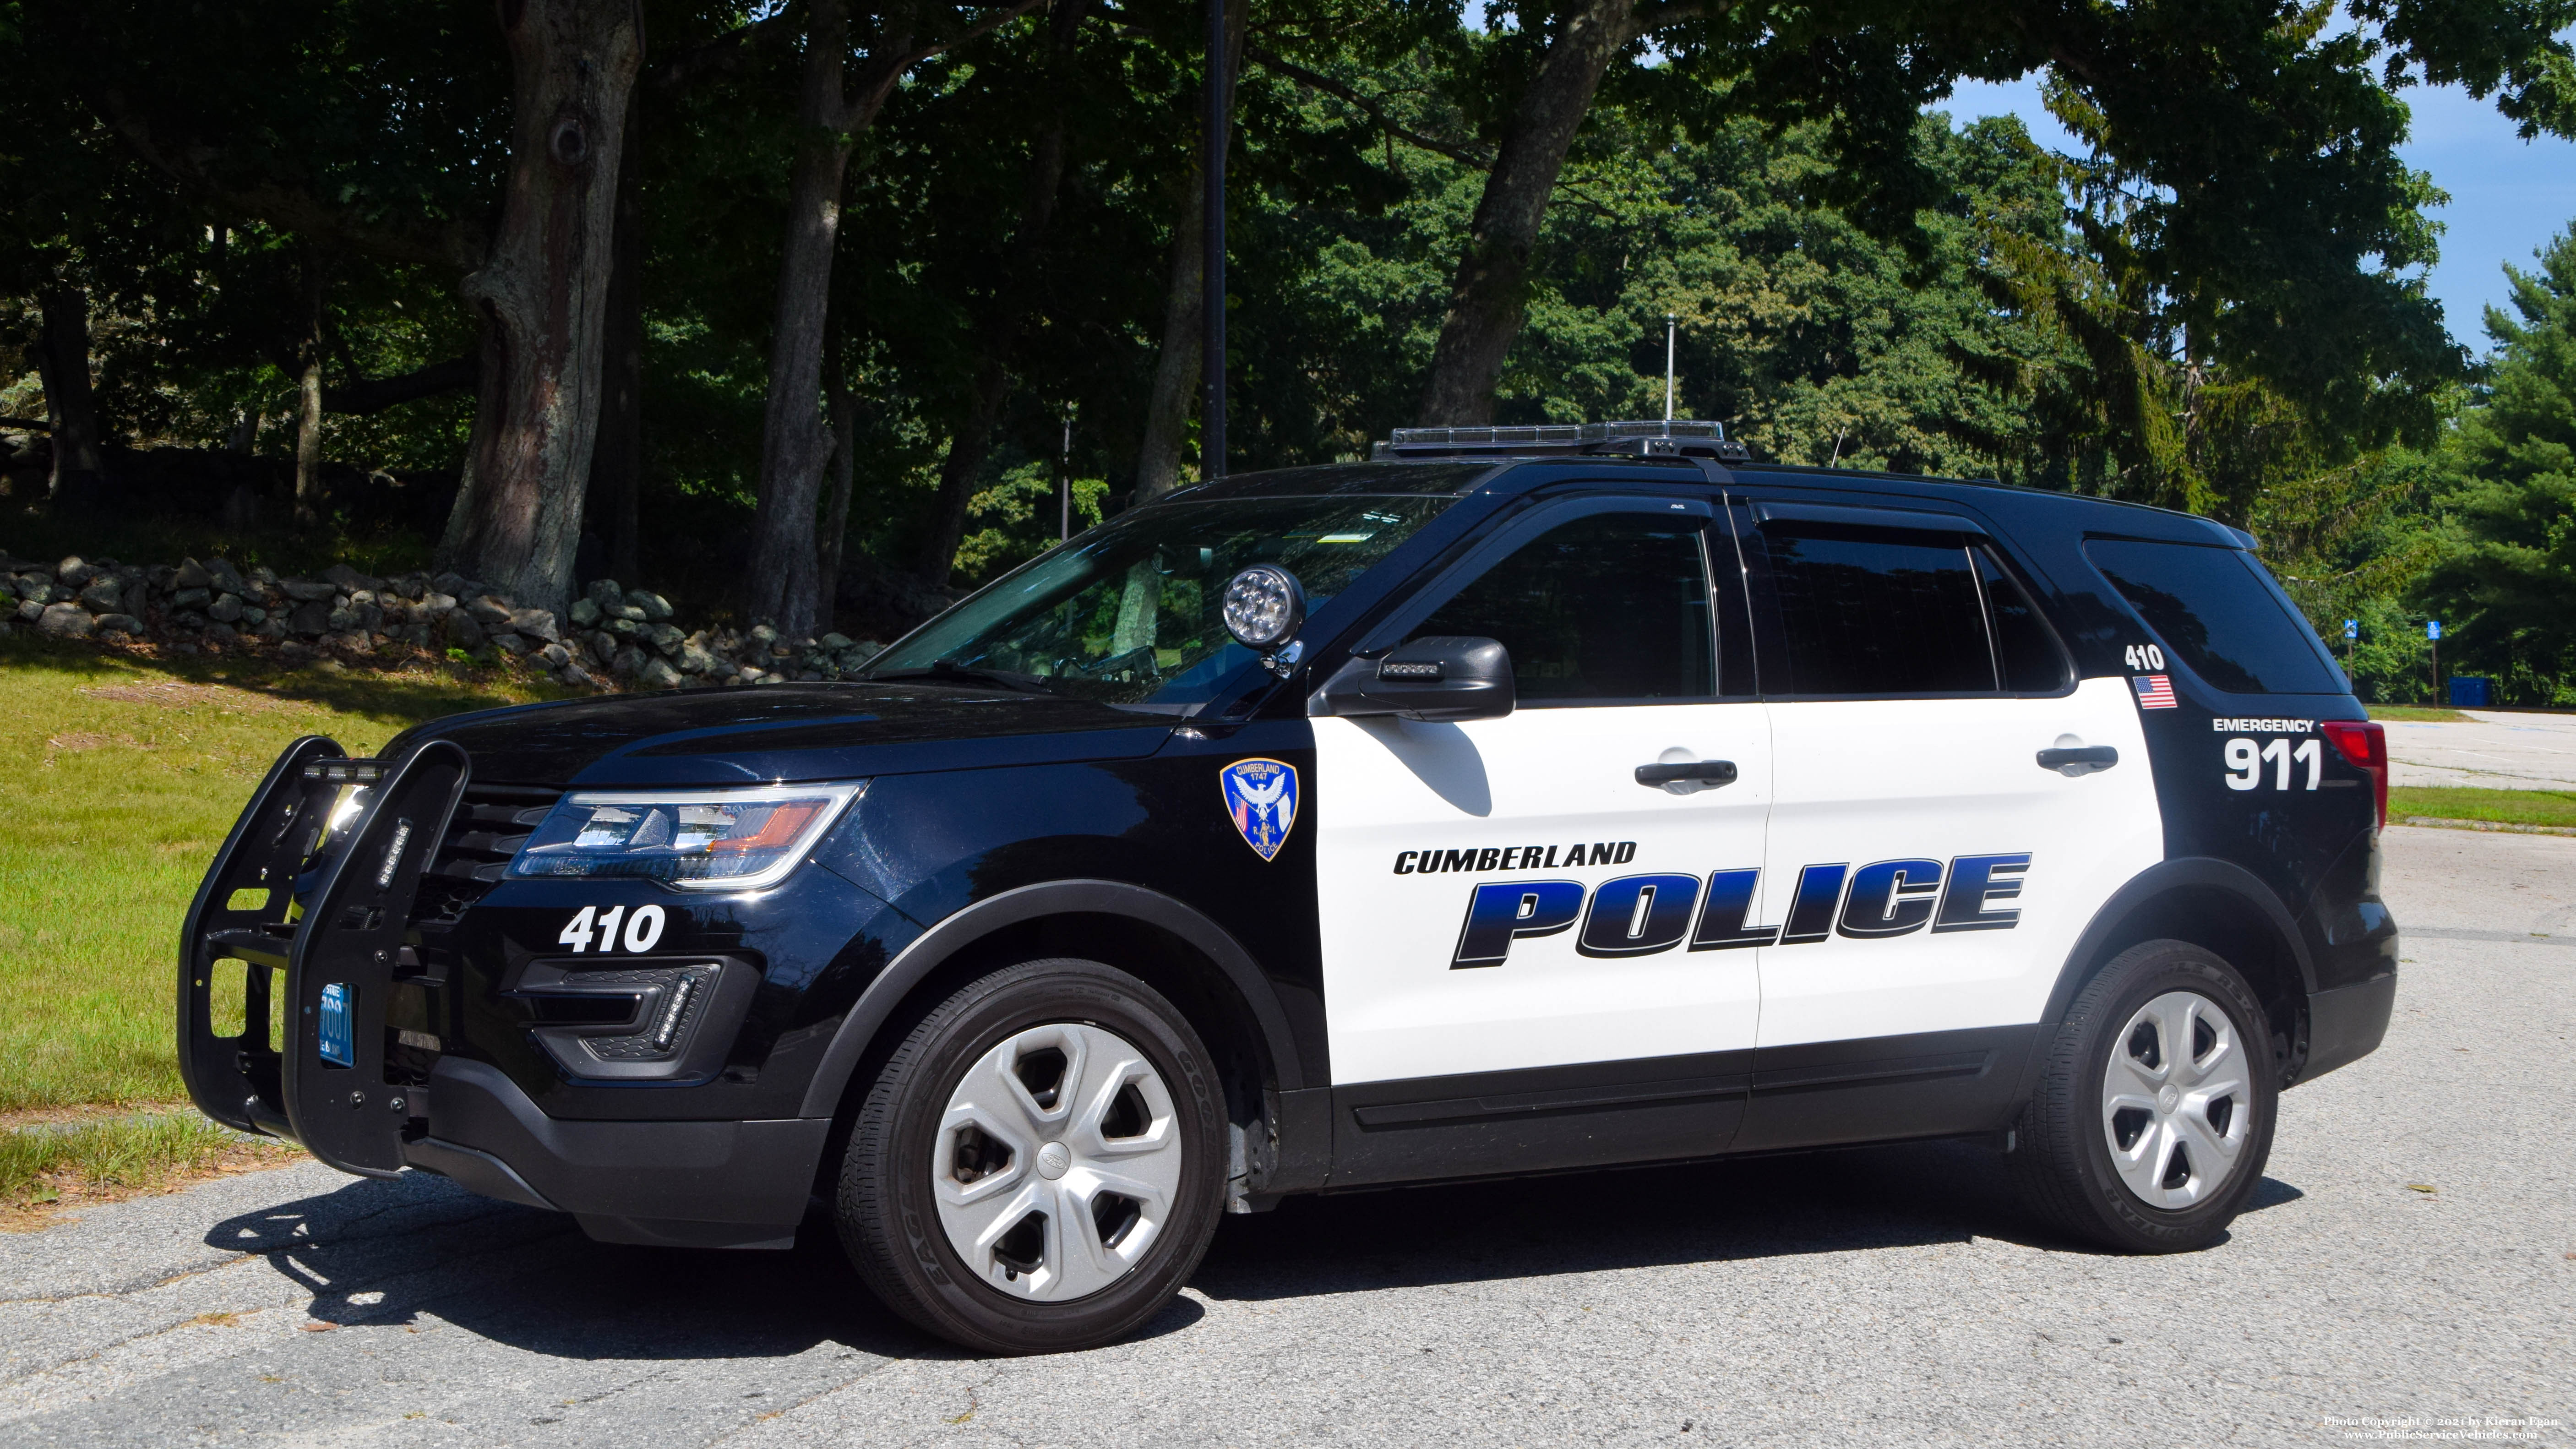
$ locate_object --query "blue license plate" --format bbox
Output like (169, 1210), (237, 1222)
(317, 983), (354, 1067)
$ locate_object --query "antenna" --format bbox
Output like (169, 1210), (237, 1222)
(1664, 313), (1677, 421)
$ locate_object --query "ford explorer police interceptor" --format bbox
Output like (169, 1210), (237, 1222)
(178, 420), (2396, 1354)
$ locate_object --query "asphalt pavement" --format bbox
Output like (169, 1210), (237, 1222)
(2386, 710), (2576, 792)
(5, 826), (2570, 1447)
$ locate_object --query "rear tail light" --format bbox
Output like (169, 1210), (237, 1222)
(2320, 719), (2387, 831)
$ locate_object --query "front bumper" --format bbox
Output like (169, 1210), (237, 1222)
(406, 1058), (827, 1248)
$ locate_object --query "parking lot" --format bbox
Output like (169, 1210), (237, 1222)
(4, 824), (2569, 1447)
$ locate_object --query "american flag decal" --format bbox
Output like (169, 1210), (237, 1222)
(2133, 674), (2178, 709)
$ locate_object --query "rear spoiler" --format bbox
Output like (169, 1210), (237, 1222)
(175, 737), (470, 1177)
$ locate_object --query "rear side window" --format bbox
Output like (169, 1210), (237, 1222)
(1978, 552), (2071, 693)
(1763, 532), (1993, 695)
(2084, 539), (2340, 695)
(1412, 511), (1715, 701)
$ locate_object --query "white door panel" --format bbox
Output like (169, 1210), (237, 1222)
(1754, 676), (2160, 1046)
(1315, 703), (1771, 1084)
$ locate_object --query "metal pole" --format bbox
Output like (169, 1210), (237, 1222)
(1664, 314), (1676, 422)
(1201, 0), (1227, 481)
(1060, 415), (1071, 541)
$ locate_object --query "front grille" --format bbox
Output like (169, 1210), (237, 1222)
(410, 782), (561, 929)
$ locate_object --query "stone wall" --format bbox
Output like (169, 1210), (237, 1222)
(0, 552), (888, 691)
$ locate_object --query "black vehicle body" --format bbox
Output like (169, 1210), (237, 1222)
(178, 452), (2396, 1252)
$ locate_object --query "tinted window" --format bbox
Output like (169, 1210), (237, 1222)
(1977, 550), (2070, 692)
(1766, 532), (1993, 695)
(2084, 539), (2341, 694)
(1413, 512), (1714, 701)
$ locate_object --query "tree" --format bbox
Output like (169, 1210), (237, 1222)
(2415, 223), (2576, 700)
(740, 0), (1043, 638)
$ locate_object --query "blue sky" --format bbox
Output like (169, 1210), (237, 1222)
(1944, 73), (2576, 356)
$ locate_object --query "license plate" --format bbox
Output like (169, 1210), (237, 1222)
(318, 983), (355, 1067)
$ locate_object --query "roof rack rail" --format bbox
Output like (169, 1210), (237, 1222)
(1372, 419), (1750, 463)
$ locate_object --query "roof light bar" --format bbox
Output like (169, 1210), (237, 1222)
(1372, 419), (1749, 463)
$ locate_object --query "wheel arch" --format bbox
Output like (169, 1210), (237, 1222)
(794, 880), (1309, 1129)
(2020, 858), (2317, 1100)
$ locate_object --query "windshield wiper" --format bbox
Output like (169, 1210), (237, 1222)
(865, 660), (1056, 694)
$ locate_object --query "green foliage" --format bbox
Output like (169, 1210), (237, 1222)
(2413, 223), (2576, 701)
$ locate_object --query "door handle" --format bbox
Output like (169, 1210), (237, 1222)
(1635, 759), (1737, 787)
(2037, 745), (2119, 774)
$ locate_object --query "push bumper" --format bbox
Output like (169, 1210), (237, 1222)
(407, 1058), (828, 1249)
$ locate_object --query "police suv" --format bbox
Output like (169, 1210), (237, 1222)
(179, 421), (2396, 1354)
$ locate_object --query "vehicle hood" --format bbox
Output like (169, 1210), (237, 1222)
(388, 682), (1180, 788)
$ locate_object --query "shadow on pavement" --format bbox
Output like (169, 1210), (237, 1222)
(201, 1139), (2302, 1358)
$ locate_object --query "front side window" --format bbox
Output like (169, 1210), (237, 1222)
(2084, 539), (2342, 695)
(865, 495), (1454, 708)
(1409, 511), (1716, 702)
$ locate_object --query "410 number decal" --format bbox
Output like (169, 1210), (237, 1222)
(559, 904), (667, 953)
(2123, 643), (2168, 671)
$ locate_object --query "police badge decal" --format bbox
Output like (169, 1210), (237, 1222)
(1219, 758), (1299, 861)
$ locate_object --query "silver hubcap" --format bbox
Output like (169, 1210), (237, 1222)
(932, 1022), (1183, 1301)
(2101, 990), (2254, 1209)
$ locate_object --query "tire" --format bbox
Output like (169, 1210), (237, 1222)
(836, 958), (1227, 1354)
(2009, 938), (2279, 1253)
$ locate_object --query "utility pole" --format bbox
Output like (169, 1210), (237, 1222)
(1201, 0), (1228, 481)
(1664, 313), (1677, 422)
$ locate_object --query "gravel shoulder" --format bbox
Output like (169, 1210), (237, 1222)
(4, 827), (2569, 1447)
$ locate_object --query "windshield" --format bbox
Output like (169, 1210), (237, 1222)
(864, 495), (1455, 708)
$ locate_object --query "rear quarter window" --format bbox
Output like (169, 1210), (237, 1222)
(2083, 539), (2342, 695)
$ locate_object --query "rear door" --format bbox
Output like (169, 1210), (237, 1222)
(1311, 492), (1773, 1182)
(1734, 498), (2161, 1149)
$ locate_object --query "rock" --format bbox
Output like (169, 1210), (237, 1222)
(77, 578), (122, 612)
(585, 629), (617, 661)
(204, 621), (241, 647)
(207, 593), (245, 623)
(443, 611), (485, 649)
(606, 644), (645, 679)
(648, 622), (684, 655)
(355, 602), (385, 633)
(278, 578), (335, 602)
(321, 563), (383, 592)
(677, 642), (716, 675)
(507, 607), (559, 643)
(16, 599), (44, 623)
(568, 598), (600, 627)
(606, 601), (648, 622)
(819, 632), (854, 649)
(206, 558), (247, 597)
(256, 617), (289, 640)
(628, 589), (674, 622)
(850, 640), (884, 664)
(608, 616), (642, 637)
(37, 602), (94, 638)
(174, 586), (212, 610)
(748, 623), (779, 648)
(240, 605), (268, 626)
(556, 661), (596, 688)
(539, 641), (571, 667)
(324, 630), (372, 654)
(289, 600), (332, 636)
(489, 632), (530, 656)
(173, 558), (212, 590)
(414, 592), (456, 620)
(432, 572), (472, 599)
(94, 613), (144, 636)
(326, 606), (358, 632)
(174, 611), (208, 631)
(586, 578), (625, 609)
(639, 657), (684, 690)
(388, 575), (428, 601)
(459, 595), (508, 627)
(58, 556), (99, 588)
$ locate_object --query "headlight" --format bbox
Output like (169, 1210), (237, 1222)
(510, 782), (864, 891)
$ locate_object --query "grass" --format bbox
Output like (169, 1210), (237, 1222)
(2, 1111), (301, 1227)
(0, 633), (574, 1115)
(2368, 705), (2471, 723)
(2388, 786), (2576, 829)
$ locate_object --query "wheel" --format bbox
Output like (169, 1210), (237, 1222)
(2009, 938), (2279, 1252)
(836, 958), (1227, 1353)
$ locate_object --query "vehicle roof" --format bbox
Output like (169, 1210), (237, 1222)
(1160, 456), (2249, 548)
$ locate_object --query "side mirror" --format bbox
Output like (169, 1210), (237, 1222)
(1313, 636), (1514, 722)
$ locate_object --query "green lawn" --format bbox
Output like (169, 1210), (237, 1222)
(2388, 786), (2576, 829)
(2367, 705), (2470, 723)
(0, 635), (570, 1114)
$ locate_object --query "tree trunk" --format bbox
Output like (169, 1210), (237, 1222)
(741, 0), (857, 637)
(588, 86), (646, 584)
(294, 256), (328, 523)
(436, 0), (643, 612)
(34, 287), (105, 505)
(911, 0), (1091, 586)
(818, 359), (857, 633)
(1127, 0), (1244, 510)
(1416, 0), (1633, 425)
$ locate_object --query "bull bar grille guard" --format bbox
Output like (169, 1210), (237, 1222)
(177, 735), (471, 1177)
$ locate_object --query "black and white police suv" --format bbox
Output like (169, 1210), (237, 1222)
(178, 420), (2396, 1353)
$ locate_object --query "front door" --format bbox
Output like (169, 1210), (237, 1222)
(1312, 494), (1774, 1182)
